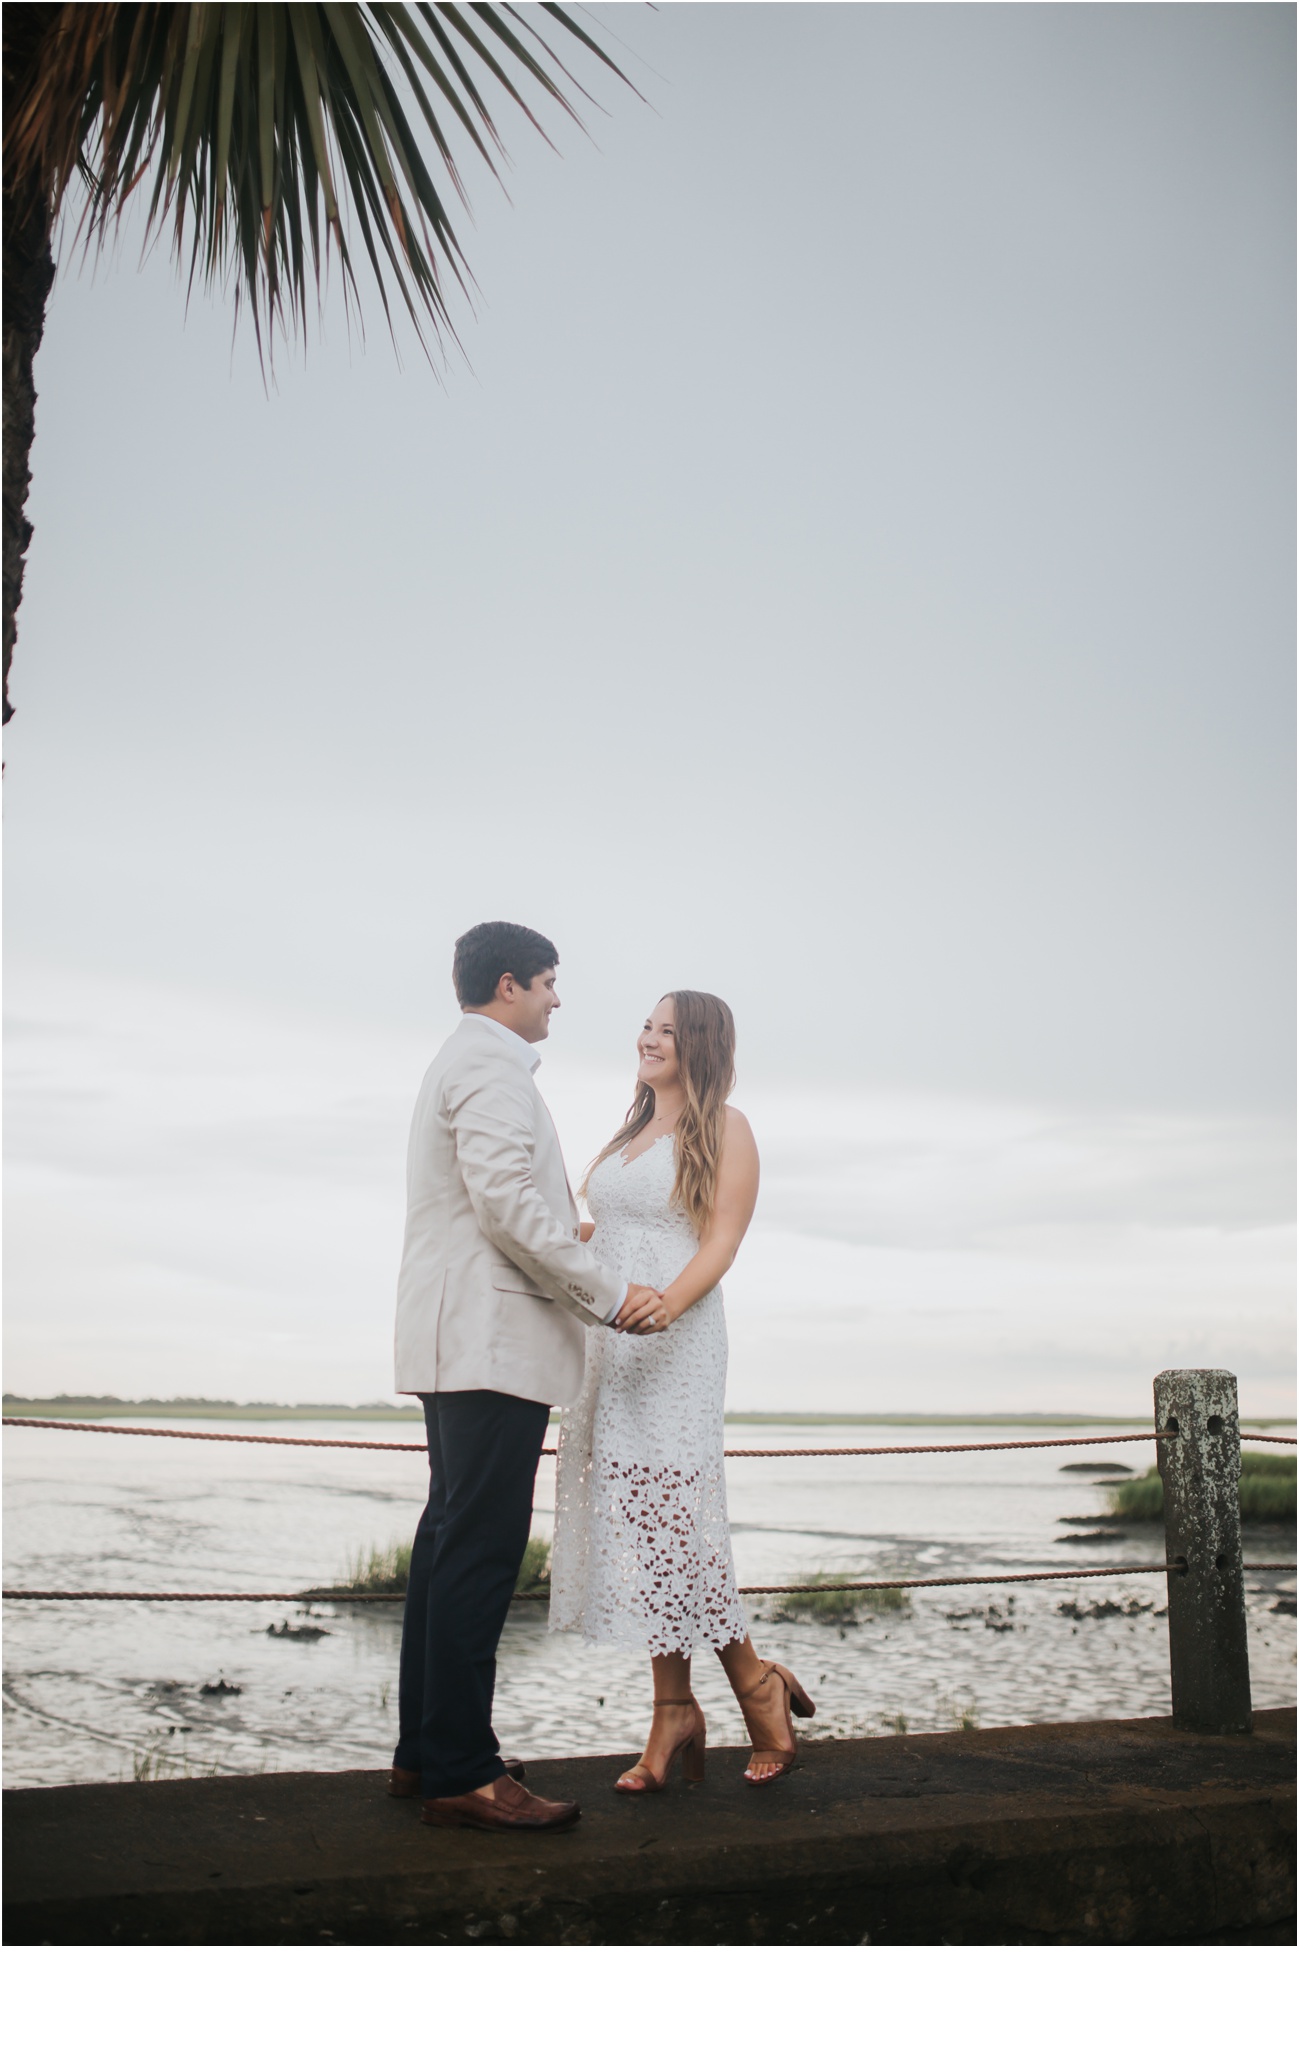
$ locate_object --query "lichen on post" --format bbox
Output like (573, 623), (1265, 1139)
(1154, 1368), (1253, 1735)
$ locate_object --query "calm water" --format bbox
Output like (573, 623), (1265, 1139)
(4, 1419), (1294, 1788)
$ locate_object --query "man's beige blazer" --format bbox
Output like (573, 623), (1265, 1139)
(394, 1016), (624, 1405)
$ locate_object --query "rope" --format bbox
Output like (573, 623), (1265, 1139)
(4, 1563), (1292, 1603)
(2, 1418), (430, 1451)
(1242, 1433), (1298, 1444)
(1, 1589), (413, 1601)
(731, 1564), (1293, 1593)
(719, 1435), (1173, 1456)
(3, 1416), (1189, 1456)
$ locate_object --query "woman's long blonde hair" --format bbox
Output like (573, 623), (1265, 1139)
(583, 991), (737, 1234)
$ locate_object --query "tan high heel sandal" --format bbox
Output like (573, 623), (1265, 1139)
(614, 1698), (707, 1794)
(738, 1661), (816, 1784)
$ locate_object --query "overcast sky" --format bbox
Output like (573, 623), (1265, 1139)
(4, 4), (1294, 1413)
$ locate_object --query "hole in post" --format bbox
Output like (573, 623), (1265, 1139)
(1215, 1554), (1229, 1572)
(1207, 1415), (1224, 1436)
(1173, 1555), (1188, 1574)
(1165, 1415), (1180, 1435)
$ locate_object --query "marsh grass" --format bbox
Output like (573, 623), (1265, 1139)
(943, 1693), (982, 1732)
(864, 1692), (978, 1738)
(1105, 1452), (1295, 1523)
(130, 1744), (220, 1782)
(340, 1540), (413, 1595)
(514, 1537), (553, 1598)
(775, 1575), (911, 1624)
(316, 1535), (553, 1600)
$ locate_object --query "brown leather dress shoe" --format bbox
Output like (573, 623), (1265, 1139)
(421, 1771), (579, 1833)
(389, 1758), (525, 1798)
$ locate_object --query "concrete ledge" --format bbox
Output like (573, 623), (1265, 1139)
(5, 1709), (1294, 1945)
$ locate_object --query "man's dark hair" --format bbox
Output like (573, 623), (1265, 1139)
(453, 922), (559, 1008)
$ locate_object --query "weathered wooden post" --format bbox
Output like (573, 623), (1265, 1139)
(1154, 1368), (1252, 1734)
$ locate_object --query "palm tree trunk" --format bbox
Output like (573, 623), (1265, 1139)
(3, 5), (61, 726)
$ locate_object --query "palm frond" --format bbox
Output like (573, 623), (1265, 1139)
(3, 3), (640, 357)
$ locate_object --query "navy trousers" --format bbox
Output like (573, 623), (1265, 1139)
(394, 1388), (551, 1800)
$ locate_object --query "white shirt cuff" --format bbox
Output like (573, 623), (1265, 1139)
(604, 1281), (630, 1325)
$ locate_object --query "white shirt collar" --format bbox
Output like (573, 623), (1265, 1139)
(461, 1011), (542, 1074)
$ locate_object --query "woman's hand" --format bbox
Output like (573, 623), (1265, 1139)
(613, 1283), (663, 1331)
(621, 1291), (679, 1335)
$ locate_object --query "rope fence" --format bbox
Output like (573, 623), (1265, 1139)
(5, 1415), (1293, 1454)
(4, 1411), (1291, 1606)
(4, 1564), (1292, 1604)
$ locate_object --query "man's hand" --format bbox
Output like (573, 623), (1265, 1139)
(614, 1282), (664, 1333)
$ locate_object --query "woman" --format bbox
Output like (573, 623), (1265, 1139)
(550, 990), (814, 1790)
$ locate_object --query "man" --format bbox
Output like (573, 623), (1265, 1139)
(390, 921), (663, 1832)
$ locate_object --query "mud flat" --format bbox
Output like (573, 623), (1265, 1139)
(5, 1710), (1293, 1945)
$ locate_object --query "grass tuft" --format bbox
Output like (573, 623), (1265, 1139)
(130, 1744), (220, 1782)
(1105, 1452), (1295, 1523)
(514, 1537), (552, 1598)
(342, 1540), (413, 1595)
(775, 1575), (911, 1624)
(316, 1535), (552, 1601)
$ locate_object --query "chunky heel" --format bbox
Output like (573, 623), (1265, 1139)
(681, 1732), (706, 1783)
(614, 1698), (706, 1794)
(769, 1662), (816, 1719)
(738, 1661), (815, 1785)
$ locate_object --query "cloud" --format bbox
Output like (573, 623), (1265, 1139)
(5, 963), (1291, 1413)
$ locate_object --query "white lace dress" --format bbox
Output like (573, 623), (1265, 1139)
(549, 1134), (748, 1657)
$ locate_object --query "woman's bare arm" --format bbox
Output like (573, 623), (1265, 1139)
(621, 1109), (760, 1331)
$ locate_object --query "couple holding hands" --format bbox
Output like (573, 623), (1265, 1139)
(390, 921), (813, 1832)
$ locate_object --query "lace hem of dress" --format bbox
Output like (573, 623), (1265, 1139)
(548, 1602), (749, 1659)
